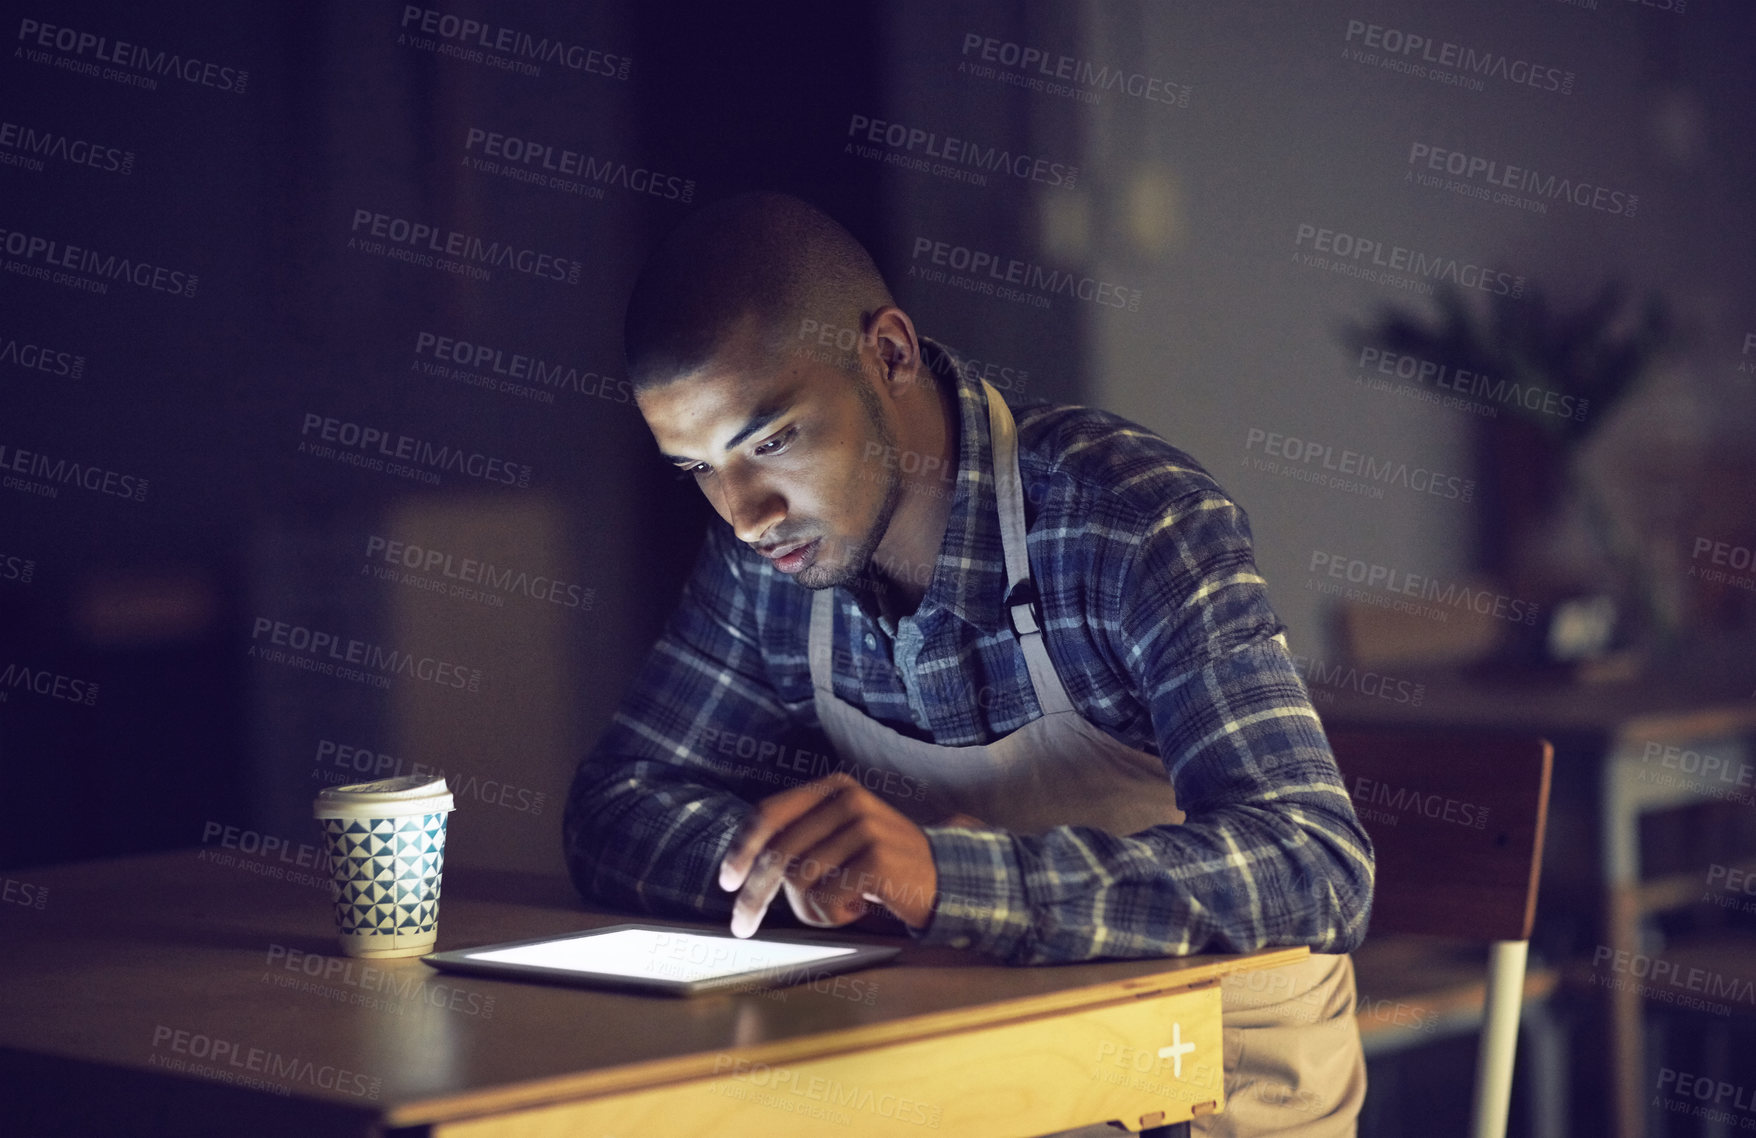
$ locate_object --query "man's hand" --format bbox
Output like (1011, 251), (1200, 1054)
(719, 772), (937, 937)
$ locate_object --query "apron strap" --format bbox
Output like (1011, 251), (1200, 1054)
(802, 382), (1080, 719)
(983, 382), (1076, 718)
(808, 589), (835, 693)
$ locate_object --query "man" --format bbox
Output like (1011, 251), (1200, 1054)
(563, 192), (1374, 1135)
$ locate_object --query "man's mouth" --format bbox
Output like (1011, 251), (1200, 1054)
(760, 537), (821, 575)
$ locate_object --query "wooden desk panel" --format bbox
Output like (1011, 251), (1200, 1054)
(432, 986), (1224, 1137)
(0, 850), (1305, 1136)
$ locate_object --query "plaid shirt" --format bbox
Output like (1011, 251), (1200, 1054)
(563, 342), (1374, 965)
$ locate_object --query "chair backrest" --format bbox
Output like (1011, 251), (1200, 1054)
(1326, 727), (1553, 942)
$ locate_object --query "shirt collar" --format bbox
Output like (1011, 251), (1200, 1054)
(892, 337), (1013, 634)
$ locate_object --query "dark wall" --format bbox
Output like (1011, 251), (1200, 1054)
(0, 2), (903, 872)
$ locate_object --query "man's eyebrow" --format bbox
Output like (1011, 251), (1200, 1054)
(661, 403), (792, 465)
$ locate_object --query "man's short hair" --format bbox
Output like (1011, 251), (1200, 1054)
(623, 192), (894, 389)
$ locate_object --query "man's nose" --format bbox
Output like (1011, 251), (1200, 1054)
(719, 473), (785, 544)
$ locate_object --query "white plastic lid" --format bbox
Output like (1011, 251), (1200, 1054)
(314, 775), (454, 818)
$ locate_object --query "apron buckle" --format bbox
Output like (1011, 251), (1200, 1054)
(1006, 579), (1043, 638)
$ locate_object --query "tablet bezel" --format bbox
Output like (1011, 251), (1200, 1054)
(420, 922), (902, 997)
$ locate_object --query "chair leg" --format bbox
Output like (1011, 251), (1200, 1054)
(1704, 1019), (1733, 1138)
(1519, 999), (1568, 1138)
(1469, 940), (1528, 1138)
(1608, 890), (1648, 1138)
(1645, 1012), (1669, 1138)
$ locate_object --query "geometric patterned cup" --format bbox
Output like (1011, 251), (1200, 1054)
(313, 775), (454, 959)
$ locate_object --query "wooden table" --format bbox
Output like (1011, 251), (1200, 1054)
(1317, 654), (1756, 1138)
(0, 848), (1307, 1137)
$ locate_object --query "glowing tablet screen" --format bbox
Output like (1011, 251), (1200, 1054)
(466, 928), (858, 984)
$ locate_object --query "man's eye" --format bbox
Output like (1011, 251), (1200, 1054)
(755, 427), (797, 456)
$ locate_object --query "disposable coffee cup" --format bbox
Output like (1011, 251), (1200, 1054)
(313, 775), (455, 958)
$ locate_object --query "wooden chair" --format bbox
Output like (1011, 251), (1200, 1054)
(1596, 728), (1756, 1138)
(1328, 727), (1555, 1138)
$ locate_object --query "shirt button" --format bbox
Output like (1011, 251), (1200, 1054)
(950, 936), (971, 950)
(864, 633), (877, 649)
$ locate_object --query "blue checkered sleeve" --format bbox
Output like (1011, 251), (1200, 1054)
(915, 489), (1374, 964)
(562, 528), (789, 921)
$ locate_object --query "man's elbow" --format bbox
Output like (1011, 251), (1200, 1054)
(560, 762), (636, 906)
(1325, 891), (1372, 954)
(1315, 839), (1374, 954)
(560, 789), (607, 905)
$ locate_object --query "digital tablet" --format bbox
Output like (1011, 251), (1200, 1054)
(421, 923), (901, 997)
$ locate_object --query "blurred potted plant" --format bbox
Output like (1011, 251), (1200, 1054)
(1350, 282), (1676, 669)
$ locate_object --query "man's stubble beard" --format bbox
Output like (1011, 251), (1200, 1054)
(793, 376), (905, 592)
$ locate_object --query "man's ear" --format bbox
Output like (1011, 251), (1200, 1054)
(865, 306), (921, 397)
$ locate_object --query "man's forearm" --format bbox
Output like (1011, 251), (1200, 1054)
(915, 804), (1373, 965)
(562, 756), (752, 919)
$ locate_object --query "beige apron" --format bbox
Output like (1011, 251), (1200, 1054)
(807, 383), (1365, 1136)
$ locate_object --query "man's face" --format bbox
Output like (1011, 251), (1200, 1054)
(636, 325), (903, 590)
